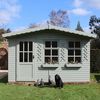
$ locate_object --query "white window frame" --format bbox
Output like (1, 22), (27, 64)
(68, 41), (81, 64)
(44, 40), (59, 64)
(19, 41), (33, 63)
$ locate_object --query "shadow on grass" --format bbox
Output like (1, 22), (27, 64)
(0, 75), (8, 83)
(95, 75), (100, 83)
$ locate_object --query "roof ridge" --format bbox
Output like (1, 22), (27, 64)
(3, 25), (97, 38)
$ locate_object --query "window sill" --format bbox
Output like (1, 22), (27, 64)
(41, 64), (59, 68)
(65, 63), (82, 67)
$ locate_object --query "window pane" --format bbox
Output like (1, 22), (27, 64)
(20, 52), (23, 62)
(75, 57), (81, 63)
(68, 50), (74, 55)
(75, 50), (81, 55)
(52, 57), (58, 64)
(75, 42), (80, 48)
(52, 49), (58, 55)
(45, 57), (51, 64)
(45, 41), (51, 47)
(52, 41), (57, 48)
(45, 50), (51, 55)
(68, 57), (74, 63)
(29, 53), (32, 62)
(20, 42), (23, 51)
(29, 42), (32, 51)
(24, 53), (28, 62)
(69, 42), (74, 48)
(24, 42), (28, 51)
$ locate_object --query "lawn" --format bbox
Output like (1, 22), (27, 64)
(0, 74), (100, 100)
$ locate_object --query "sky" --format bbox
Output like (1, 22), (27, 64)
(0, 0), (100, 32)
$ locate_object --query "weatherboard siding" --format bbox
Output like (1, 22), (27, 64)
(8, 39), (16, 82)
(8, 31), (90, 82)
(35, 42), (90, 82)
(34, 32), (90, 82)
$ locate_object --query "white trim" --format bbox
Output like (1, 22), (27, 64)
(44, 40), (59, 64)
(0, 70), (8, 72)
(68, 41), (81, 64)
(16, 40), (35, 81)
(65, 64), (81, 67)
(19, 41), (33, 63)
(41, 64), (59, 68)
(3, 25), (97, 38)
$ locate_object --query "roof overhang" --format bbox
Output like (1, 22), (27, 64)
(3, 25), (97, 39)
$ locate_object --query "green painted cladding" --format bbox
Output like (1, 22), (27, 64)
(8, 31), (90, 82)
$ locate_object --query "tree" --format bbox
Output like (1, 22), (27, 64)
(6, 28), (11, 33)
(89, 16), (100, 73)
(89, 15), (100, 36)
(75, 21), (84, 32)
(89, 15), (100, 49)
(0, 28), (6, 41)
(49, 10), (70, 28)
(0, 28), (11, 41)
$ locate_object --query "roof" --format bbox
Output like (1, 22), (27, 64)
(3, 24), (97, 38)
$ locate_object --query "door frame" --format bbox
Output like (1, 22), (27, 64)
(16, 40), (35, 81)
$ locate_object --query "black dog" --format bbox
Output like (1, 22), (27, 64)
(55, 74), (63, 88)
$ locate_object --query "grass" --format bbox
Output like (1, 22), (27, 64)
(0, 74), (100, 100)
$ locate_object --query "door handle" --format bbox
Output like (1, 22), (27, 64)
(33, 55), (34, 59)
